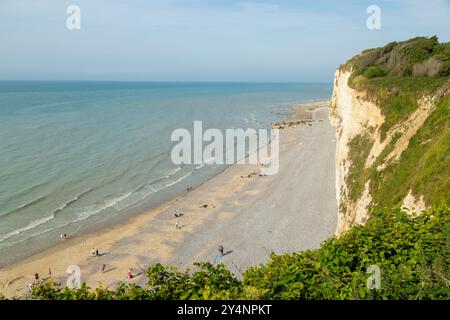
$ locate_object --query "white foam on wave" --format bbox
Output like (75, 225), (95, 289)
(0, 192), (130, 248)
(0, 191), (132, 249)
(0, 188), (96, 247)
(54, 187), (95, 214)
(0, 167), (194, 249)
(156, 171), (193, 190)
(74, 192), (133, 222)
(195, 158), (215, 170)
(166, 166), (182, 177)
(0, 214), (55, 244)
(81, 166), (186, 215)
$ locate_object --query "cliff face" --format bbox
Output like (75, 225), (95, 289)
(329, 69), (384, 235)
(329, 68), (449, 235)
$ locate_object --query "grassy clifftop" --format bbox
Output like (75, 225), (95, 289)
(341, 37), (449, 211)
(343, 36), (450, 77)
(345, 36), (449, 139)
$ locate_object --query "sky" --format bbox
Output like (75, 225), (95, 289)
(0, 0), (449, 82)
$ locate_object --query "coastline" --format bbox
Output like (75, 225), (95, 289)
(0, 99), (336, 298)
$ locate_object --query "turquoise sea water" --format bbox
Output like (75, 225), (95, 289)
(0, 81), (332, 265)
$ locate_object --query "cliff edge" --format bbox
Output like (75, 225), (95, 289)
(329, 36), (450, 235)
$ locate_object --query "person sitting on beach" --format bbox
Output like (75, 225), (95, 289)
(27, 283), (34, 292)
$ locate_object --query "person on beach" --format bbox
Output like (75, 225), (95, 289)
(91, 248), (96, 256)
(213, 255), (221, 264)
(101, 264), (106, 273)
(174, 211), (183, 218)
(34, 273), (40, 284)
(127, 269), (133, 279)
(213, 246), (224, 264)
(95, 249), (99, 257)
(175, 218), (181, 229)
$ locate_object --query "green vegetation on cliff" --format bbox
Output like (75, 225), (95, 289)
(343, 37), (449, 209)
(345, 36), (449, 140)
(344, 36), (450, 78)
(370, 95), (450, 208)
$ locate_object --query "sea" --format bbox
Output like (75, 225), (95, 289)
(0, 81), (332, 266)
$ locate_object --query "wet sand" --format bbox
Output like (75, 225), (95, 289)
(0, 100), (337, 298)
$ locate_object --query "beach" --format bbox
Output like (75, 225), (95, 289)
(0, 100), (337, 298)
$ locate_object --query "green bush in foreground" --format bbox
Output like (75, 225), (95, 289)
(27, 205), (449, 300)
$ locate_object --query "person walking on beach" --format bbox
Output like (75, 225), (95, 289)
(175, 217), (182, 229)
(213, 246), (225, 264)
(127, 269), (133, 279)
(95, 248), (99, 257)
(101, 264), (106, 273)
(34, 273), (40, 284)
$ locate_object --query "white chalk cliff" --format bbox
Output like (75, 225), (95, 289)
(329, 69), (383, 235)
(329, 69), (449, 235)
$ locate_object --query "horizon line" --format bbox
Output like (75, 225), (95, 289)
(0, 79), (333, 84)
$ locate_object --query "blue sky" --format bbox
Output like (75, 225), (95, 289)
(0, 0), (449, 82)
